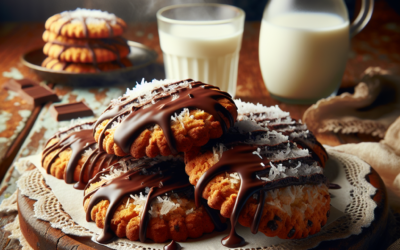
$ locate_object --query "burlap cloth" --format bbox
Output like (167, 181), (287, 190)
(303, 68), (400, 247)
(303, 67), (400, 138)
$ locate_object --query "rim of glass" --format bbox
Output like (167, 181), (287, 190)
(157, 3), (245, 25)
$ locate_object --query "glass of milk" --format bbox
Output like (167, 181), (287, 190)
(157, 4), (245, 97)
(259, 0), (373, 104)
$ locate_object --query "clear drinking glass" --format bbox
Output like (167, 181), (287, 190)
(157, 4), (245, 97)
(259, 0), (374, 104)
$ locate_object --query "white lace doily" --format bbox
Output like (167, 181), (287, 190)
(8, 148), (377, 250)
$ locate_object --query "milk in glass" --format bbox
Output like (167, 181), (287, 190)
(259, 13), (349, 100)
(159, 24), (243, 96)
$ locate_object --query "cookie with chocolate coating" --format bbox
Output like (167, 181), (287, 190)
(93, 79), (238, 158)
(183, 102), (330, 243)
(45, 8), (126, 39)
(83, 156), (217, 243)
(43, 31), (130, 63)
(42, 122), (120, 188)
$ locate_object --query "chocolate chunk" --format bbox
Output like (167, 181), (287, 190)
(287, 227), (295, 238)
(20, 85), (59, 106)
(50, 101), (94, 121)
(174, 224), (180, 232)
(274, 215), (282, 221)
(307, 220), (313, 227)
(267, 220), (278, 231)
(3, 78), (38, 92)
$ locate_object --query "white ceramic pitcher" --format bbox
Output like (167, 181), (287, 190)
(259, 0), (374, 104)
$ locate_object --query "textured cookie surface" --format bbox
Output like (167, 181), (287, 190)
(94, 79), (237, 158)
(41, 57), (132, 73)
(45, 8), (126, 39)
(43, 31), (130, 63)
(84, 156), (216, 243)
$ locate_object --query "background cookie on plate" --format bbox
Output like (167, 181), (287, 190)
(42, 57), (132, 73)
(43, 30), (130, 63)
(45, 8), (127, 39)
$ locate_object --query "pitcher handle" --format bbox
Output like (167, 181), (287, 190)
(350, 0), (374, 37)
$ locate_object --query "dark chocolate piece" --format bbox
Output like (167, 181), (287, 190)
(287, 227), (296, 238)
(19, 85), (59, 106)
(3, 78), (38, 92)
(50, 101), (94, 121)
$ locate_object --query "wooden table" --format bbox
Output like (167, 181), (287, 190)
(0, 1), (399, 249)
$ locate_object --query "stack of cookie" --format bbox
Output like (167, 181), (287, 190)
(41, 79), (331, 247)
(41, 8), (131, 73)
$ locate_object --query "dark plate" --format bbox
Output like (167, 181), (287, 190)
(21, 40), (158, 86)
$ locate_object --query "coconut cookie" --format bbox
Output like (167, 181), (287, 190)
(42, 122), (120, 188)
(43, 31), (130, 64)
(45, 8), (127, 39)
(184, 107), (330, 247)
(234, 99), (328, 167)
(84, 156), (218, 243)
(93, 79), (238, 158)
(42, 57), (132, 73)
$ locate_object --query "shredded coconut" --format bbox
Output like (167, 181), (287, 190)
(60, 8), (118, 25)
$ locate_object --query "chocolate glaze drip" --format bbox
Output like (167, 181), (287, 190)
(328, 183), (341, 189)
(42, 123), (119, 187)
(84, 158), (195, 243)
(73, 148), (118, 190)
(164, 240), (182, 250)
(94, 80), (235, 155)
(194, 145), (326, 248)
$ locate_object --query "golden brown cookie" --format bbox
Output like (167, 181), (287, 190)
(183, 112), (330, 244)
(84, 157), (216, 243)
(43, 31), (130, 63)
(93, 80), (238, 158)
(184, 145), (330, 240)
(42, 122), (120, 188)
(45, 8), (126, 39)
(41, 57), (132, 73)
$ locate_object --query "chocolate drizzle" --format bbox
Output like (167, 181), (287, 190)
(84, 158), (195, 243)
(42, 123), (119, 187)
(48, 37), (129, 71)
(42, 126), (96, 183)
(94, 80), (235, 155)
(194, 145), (326, 248)
(73, 148), (118, 189)
(48, 12), (125, 38)
(164, 240), (182, 250)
